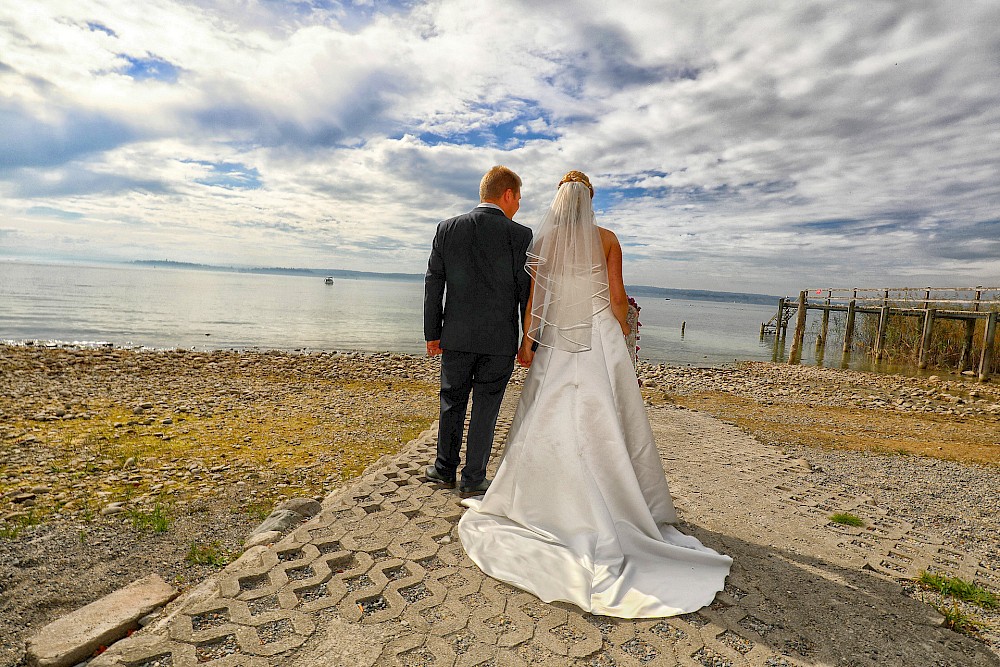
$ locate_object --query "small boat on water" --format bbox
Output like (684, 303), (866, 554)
(324, 276), (334, 284)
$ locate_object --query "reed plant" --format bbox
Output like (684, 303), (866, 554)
(846, 303), (1000, 369)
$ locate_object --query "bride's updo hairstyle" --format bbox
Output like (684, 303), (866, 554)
(558, 170), (594, 198)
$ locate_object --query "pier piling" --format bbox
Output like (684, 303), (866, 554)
(770, 285), (998, 379)
(843, 299), (857, 354)
(787, 291), (807, 364)
(980, 311), (997, 382)
(917, 308), (936, 370)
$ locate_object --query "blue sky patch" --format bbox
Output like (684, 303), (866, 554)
(796, 218), (860, 232)
(596, 175), (739, 210)
(119, 53), (180, 83)
(267, 0), (416, 31)
(27, 206), (84, 220)
(189, 161), (263, 190)
(87, 21), (117, 37)
(416, 101), (558, 149)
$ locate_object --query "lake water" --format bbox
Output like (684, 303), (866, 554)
(1, 260), (817, 366)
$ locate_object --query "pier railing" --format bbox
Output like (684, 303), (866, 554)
(772, 287), (1000, 381)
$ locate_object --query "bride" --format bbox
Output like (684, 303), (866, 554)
(457, 170), (732, 618)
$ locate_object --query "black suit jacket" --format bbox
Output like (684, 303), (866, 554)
(424, 205), (533, 356)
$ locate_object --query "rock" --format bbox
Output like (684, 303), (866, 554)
(100, 503), (125, 516)
(30, 486), (51, 495)
(249, 509), (304, 536)
(244, 530), (282, 549)
(26, 574), (177, 667)
(13, 493), (36, 504)
(276, 497), (322, 518)
(131, 407), (145, 415)
(137, 612), (160, 628)
(122, 457), (136, 470)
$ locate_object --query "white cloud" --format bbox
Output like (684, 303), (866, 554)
(1, 0), (999, 295)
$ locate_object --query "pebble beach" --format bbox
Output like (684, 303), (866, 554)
(2, 344), (999, 665)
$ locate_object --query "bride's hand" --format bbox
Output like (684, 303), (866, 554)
(517, 340), (535, 368)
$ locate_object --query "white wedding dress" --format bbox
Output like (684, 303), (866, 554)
(458, 304), (733, 618)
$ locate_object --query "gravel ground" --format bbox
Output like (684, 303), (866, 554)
(637, 360), (1000, 651)
(0, 345), (445, 667)
(3, 349), (999, 666)
(636, 361), (1000, 561)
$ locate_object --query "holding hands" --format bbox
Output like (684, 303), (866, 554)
(517, 338), (535, 368)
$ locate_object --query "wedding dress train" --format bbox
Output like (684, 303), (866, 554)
(458, 306), (732, 618)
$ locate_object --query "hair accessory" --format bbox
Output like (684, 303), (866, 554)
(558, 170), (594, 197)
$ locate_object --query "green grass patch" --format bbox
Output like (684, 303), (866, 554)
(185, 540), (234, 567)
(125, 504), (172, 533)
(829, 512), (865, 527)
(918, 571), (998, 609)
(937, 600), (986, 638)
(0, 512), (42, 540)
(243, 501), (273, 522)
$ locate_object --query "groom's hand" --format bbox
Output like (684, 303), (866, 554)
(426, 340), (443, 356)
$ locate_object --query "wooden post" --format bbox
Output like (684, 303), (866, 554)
(782, 300), (792, 339)
(843, 299), (857, 354)
(788, 291), (807, 364)
(960, 288), (982, 370)
(874, 305), (890, 360)
(960, 319), (976, 371)
(818, 306), (830, 350)
(917, 308), (936, 369)
(979, 310), (997, 382)
(772, 298), (786, 358)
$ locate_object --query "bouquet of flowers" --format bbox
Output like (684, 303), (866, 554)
(626, 296), (641, 369)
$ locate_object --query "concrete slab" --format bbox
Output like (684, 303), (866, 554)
(26, 574), (177, 667)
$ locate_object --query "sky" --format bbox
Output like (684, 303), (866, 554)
(1, 0), (998, 295)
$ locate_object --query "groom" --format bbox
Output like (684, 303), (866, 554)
(423, 165), (533, 494)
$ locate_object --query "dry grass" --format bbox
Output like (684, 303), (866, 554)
(0, 350), (439, 525)
(661, 392), (1000, 466)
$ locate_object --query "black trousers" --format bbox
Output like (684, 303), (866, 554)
(435, 349), (515, 485)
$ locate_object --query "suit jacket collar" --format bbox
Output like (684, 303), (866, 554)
(474, 203), (508, 218)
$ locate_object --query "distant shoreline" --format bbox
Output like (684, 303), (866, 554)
(1, 256), (783, 305)
(129, 259), (784, 306)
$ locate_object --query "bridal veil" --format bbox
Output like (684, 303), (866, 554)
(526, 174), (611, 352)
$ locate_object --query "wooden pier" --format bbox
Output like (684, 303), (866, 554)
(770, 287), (1000, 381)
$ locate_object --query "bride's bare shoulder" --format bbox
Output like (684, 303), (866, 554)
(596, 226), (620, 250)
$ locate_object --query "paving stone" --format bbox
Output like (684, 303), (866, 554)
(84, 397), (1000, 667)
(245, 530), (282, 549)
(26, 574), (177, 667)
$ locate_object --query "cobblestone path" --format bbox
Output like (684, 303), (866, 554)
(91, 396), (999, 667)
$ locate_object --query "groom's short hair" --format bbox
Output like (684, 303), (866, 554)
(480, 166), (521, 201)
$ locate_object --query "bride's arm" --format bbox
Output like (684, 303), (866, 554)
(606, 232), (630, 335)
